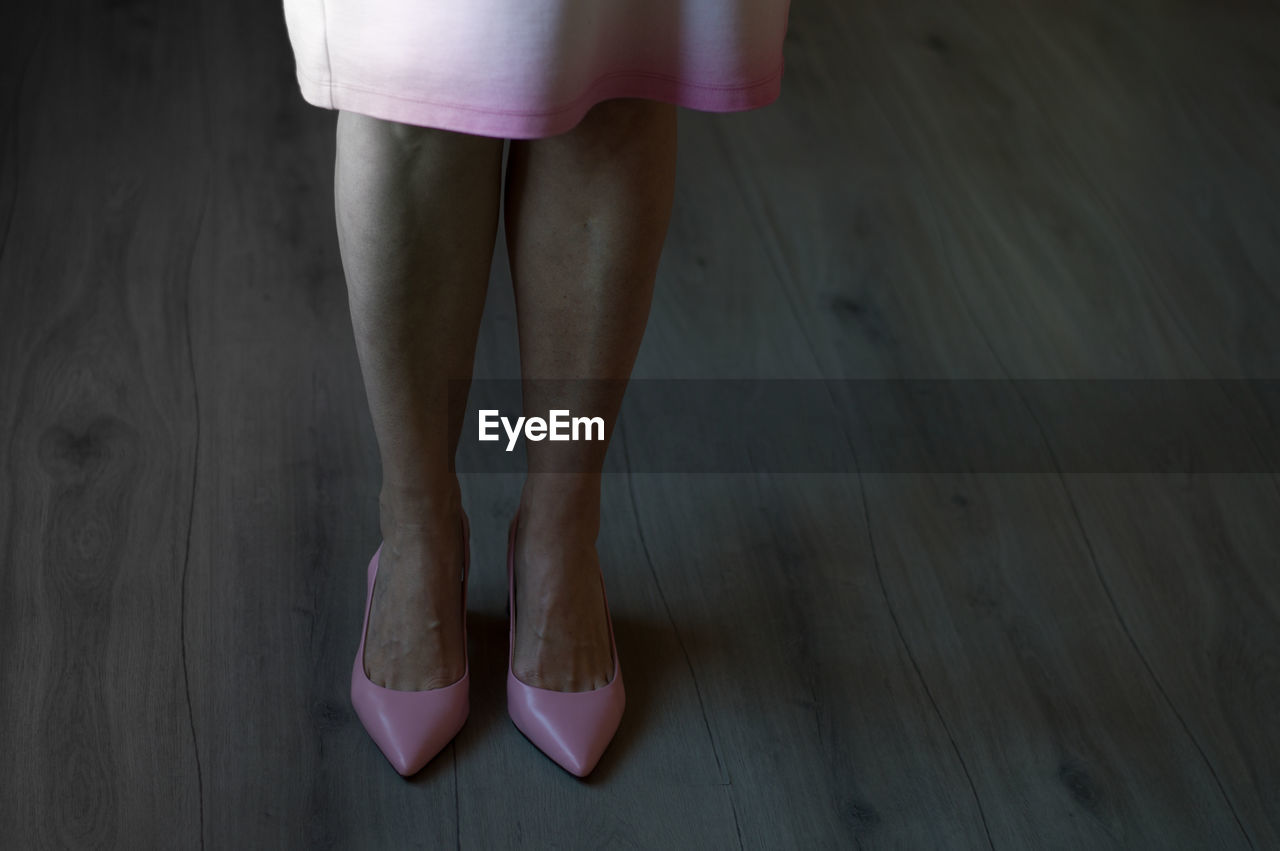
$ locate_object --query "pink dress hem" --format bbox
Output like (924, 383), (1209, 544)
(293, 60), (785, 139)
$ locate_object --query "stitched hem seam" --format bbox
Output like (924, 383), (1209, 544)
(296, 60), (785, 119)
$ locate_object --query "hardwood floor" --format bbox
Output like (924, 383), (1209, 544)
(0, 0), (1276, 847)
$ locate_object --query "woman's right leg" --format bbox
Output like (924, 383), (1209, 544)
(335, 110), (504, 690)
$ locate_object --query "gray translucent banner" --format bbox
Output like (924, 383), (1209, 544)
(447, 379), (1280, 474)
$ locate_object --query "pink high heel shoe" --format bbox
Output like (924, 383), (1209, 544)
(505, 508), (625, 777)
(351, 512), (471, 776)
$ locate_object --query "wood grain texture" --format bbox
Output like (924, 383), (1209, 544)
(1, 0), (1277, 848)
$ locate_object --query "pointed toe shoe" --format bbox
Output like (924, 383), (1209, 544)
(505, 509), (625, 777)
(351, 512), (471, 776)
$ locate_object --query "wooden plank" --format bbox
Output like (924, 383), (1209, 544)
(0, 1), (205, 846)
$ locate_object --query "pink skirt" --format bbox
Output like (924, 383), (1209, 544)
(282, 0), (792, 138)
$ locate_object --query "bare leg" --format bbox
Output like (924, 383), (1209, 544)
(335, 110), (504, 689)
(503, 98), (678, 691)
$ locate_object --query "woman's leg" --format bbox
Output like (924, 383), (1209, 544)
(335, 110), (504, 690)
(502, 98), (679, 691)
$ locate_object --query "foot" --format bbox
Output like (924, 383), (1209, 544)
(362, 503), (467, 691)
(511, 511), (615, 692)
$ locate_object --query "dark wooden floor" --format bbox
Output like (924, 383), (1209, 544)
(2, 0), (1278, 847)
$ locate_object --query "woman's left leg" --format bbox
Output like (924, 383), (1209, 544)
(502, 97), (678, 691)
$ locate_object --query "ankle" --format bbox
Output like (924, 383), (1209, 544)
(517, 477), (601, 542)
(379, 477), (462, 532)
(515, 506), (599, 556)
